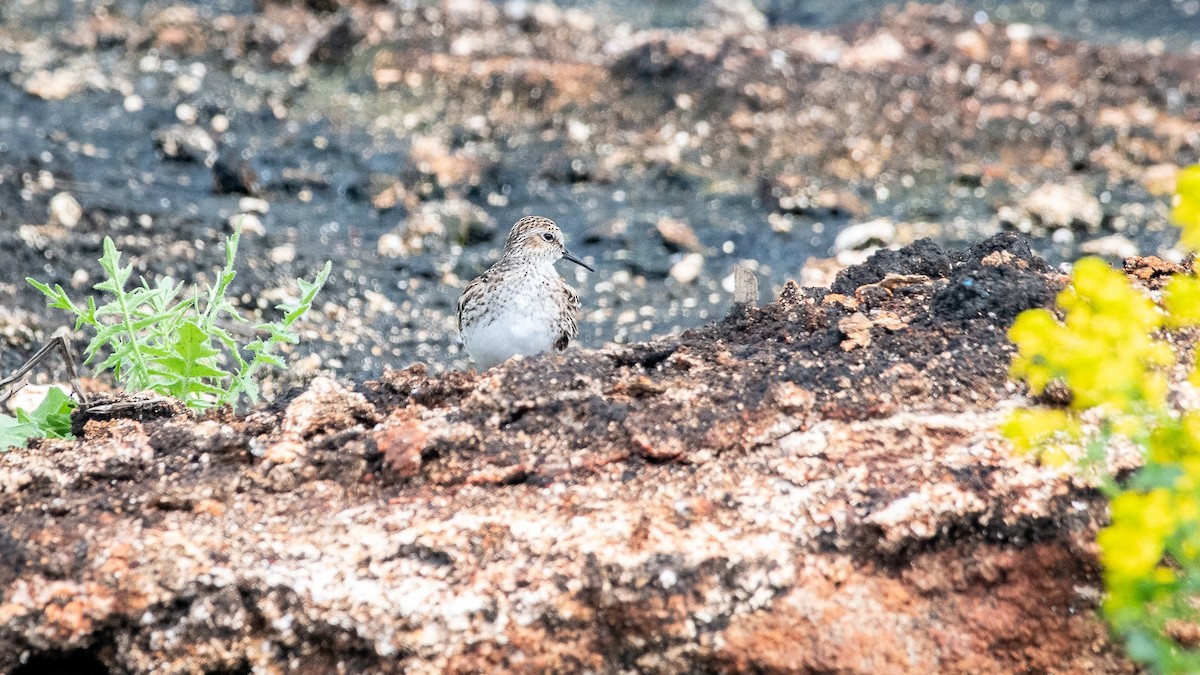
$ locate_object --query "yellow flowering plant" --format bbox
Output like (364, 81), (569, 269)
(1005, 165), (1200, 672)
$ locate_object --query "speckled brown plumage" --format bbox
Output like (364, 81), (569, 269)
(457, 216), (592, 369)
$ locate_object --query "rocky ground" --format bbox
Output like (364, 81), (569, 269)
(0, 0), (1196, 383)
(1, 0), (1198, 671)
(0, 233), (1157, 672)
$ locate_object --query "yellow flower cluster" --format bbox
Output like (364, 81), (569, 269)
(1007, 257), (1172, 443)
(1174, 165), (1200, 251)
(1003, 165), (1200, 671)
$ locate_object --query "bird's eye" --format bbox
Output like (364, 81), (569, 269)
(541, 232), (554, 242)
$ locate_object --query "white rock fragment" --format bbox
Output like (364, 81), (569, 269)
(48, 192), (82, 228)
(567, 119), (591, 144)
(669, 254), (704, 285)
(844, 31), (906, 68)
(1016, 182), (1104, 233)
(377, 232), (406, 258)
(175, 102), (198, 125)
(659, 569), (678, 588)
(656, 216), (703, 252)
(269, 244), (296, 264)
(238, 197), (270, 215)
(230, 213), (264, 236)
(1006, 23), (1034, 41)
(23, 69), (84, 100)
(833, 218), (895, 252)
(954, 30), (988, 61)
(1079, 234), (1137, 259)
(5, 384), (54, 414)
(703, 0), (767, 32)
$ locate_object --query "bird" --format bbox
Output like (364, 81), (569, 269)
(457, 216), (594, 369)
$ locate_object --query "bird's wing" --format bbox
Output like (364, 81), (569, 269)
(555, 283), (580, 351)
(457, 272), (489, 334)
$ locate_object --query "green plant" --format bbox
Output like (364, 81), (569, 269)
(1004, 164), (1200, 672)
(27, 230), (331, 411)
(0, 386), (76, 448)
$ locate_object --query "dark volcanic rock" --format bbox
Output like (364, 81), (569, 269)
(931, 233), (1062, 323)
(830, 238), (953, 295)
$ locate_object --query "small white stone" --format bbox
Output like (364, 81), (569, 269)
(123, 94), (144, 112)
(834, 218), (895, 252)
(229, 213), (264, 236)
(1051, 228), (1075, 244)
(175, 103), (198, 125)
(269, 244), (296, 264)
(721, 271), (737, 293)
(669, 253), (704, 284)
(1019, 182), (1103, 233)
(238, 197), (270, 215)
(567, 119), (591, 144)
(377, 232), (405, 257)
(1006, 23), (1034, 41)
(1079, 234), (1137, 259)
(48, 192), (82, 228)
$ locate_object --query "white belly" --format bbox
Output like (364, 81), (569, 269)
(462, 296), (562, 369)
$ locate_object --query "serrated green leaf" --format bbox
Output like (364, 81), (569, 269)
(24, 387), (76, 438)
(178, 321), (220, 356)
(1, 387), (76, 447)
(97, 236), (132, 287)
(187, 382), (228, 396)
(256, 353), (286, 369)
(0, 415), (41, 450)
(29, 232), (331, 412)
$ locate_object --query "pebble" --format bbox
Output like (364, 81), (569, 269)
(669, 253), (704, 284)
(1017, 182), (1104, 233)
(954, 31), (988, 61)
(5, 384), (53, 414)
(833, 218), (896, 252)
(1079, 234), (1137, 258)
(1141, 164), (1179, 196)
(175, 103), (198, 125)
(269, 244), (297, 264)
(844, 31), (906, 68)
(153, 124), (216, 162)
(703, 0), (767, 32)
(23, 69), (83, 100)
(48, 192), (82, 228)
(567, 119), (591, 144)
(377, 232), (407, 257)
(238, 197), (271, 215)
(230, 213), (265, 236)
(656, 216), (703, 252)
(1006, 23), (1034, 41)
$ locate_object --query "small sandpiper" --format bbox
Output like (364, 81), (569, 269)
(457, 216), (594, 369)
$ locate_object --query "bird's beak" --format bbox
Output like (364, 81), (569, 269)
(562, 248), (595, 272)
